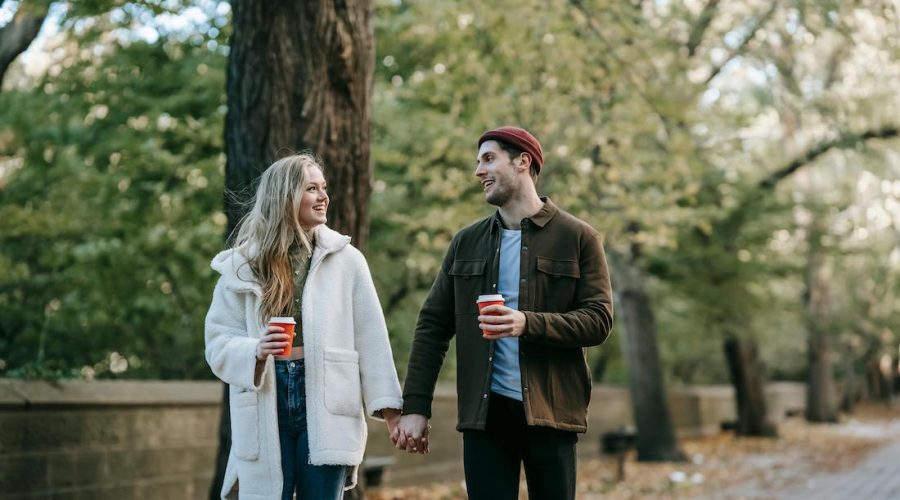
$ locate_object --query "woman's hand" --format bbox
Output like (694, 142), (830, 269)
(256, 326), (289, 360)
(382, 408), (402, 445)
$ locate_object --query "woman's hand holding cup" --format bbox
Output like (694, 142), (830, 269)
(256, 326), (290, 360)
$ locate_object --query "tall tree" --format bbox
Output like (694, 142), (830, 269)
(224, 0), (374, 246)
(213, 1), (374, 497)
(612, 244), (685, 460)
(803, 210), (838, 423)
(0, 0), (51, 88)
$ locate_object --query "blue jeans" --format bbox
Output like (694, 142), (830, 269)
(275, 359), (346, 500)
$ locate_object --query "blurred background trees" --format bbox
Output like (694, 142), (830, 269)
(1, 0), (899, 454)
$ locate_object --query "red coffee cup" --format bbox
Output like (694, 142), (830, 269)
(269, 317), (296, 356)
(476, 294), (505, 336)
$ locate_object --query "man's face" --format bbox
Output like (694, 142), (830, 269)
(475, 140), (521, 207)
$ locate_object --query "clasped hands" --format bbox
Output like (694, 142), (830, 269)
(380, 307), (526, 453)
(385, 413), (430, 454)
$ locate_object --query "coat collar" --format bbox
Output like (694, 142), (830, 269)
(490, 196), (558, 233)
(211, 225), (352, 296)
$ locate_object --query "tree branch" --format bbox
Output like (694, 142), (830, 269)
(687, 0), (720, 57)
(0, 1), (51, 88)
(759, 126), (899, 191)
(715, 125), (899, 239)
(569, 0), (676, 143)
(705, 0), (778, 84)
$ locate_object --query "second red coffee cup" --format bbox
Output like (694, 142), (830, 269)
(269, 316), (296, 356)
(476, 294), (505, 336)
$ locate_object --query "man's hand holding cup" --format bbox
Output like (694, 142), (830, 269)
(477, 294), (526, 339)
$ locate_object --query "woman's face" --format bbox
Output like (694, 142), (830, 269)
(297, 165), (328, 229)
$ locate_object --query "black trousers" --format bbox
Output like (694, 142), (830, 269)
(463, 392), (577, 500)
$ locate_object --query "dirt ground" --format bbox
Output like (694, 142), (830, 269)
(367, 404), (900, 499)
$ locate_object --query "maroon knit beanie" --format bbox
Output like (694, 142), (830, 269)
(478, 126), (544, 174)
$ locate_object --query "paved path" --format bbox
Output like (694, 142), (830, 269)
(777, 440), (900, 500)
(716, 418), (900, 499)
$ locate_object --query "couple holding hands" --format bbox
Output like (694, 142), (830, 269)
(205, 126), (614, 500)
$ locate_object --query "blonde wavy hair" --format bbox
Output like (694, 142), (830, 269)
(231, 153), (324, 321)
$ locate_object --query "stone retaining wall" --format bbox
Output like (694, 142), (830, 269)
(0, 379), (805, 497)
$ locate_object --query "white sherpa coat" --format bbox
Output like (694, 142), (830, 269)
(204, 225), (403, 499)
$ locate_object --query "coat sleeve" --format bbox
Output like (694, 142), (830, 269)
(521, 229), (614, 348)
(204, 280), (269, 392)
(401, 239), (456, 419)
(351, 254), (403, 419)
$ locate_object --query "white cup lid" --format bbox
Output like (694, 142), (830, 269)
(269, 316), (296, 324)
(476, 294), (504, 302)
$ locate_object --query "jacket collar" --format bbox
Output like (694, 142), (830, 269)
(211, 225), (352, 296)
(490, 196), (558, 233)
(309, 225), (352, 270)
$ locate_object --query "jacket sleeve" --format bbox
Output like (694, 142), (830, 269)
(204, 280), (269, 392)
(401, 240), (457, 418)
(351, 254), (404, 420)
(521, 230), (614, 348)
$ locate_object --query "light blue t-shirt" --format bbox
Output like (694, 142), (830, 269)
(491, 228), (523, 401)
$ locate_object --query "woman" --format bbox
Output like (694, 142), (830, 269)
(205, 153), (402, 499)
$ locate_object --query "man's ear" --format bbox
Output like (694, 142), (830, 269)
(517, 152), (533, 173)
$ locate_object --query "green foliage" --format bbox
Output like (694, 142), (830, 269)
(2, 0), (898, 389)
(0, 18), (228, 379)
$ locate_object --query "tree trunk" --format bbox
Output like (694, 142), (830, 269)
(864, 355), (894, 405)
(0, 1), (51, 88)
(724, 337), (777, 436)
(839, 347), (857, 413)
(803, 221), (838, 422)
(213, 1), (374, 497)
(613, 255), (685, 461)
(894, 353), (900, 396)
(864, 357), (882, 401)
(223, 0), (374, 247)
(209, 384), (230, 500)
(806, 334), (838, 422)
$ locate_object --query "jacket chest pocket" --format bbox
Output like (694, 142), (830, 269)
(323, 348), (362, 417)
(230, 389), (259, 460)
(535, 257), (580, 312)
(448, 259), (487, 315)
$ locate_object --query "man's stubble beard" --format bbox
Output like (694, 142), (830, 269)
(485, 180), (515, 207)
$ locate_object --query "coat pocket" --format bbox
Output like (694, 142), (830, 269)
(535, 257), (581, 312)
(323, 348), (363, 417)
(230, 390), (259, 460)
(448, 259), (487, 316)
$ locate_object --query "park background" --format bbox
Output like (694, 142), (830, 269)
(1, 0), (899, 498)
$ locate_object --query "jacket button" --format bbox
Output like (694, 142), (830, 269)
(483, 393), (488, 399)
(488, 356), (493, 362)
(522, 246), (527, 252)
(520, 278), (526, 284)
(523, 387), (528, 392)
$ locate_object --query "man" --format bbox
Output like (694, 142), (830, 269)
(395, 126), (614, 499)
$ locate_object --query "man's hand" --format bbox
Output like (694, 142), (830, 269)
(478, 305), (526, 339)
(396, 414), (430, 454)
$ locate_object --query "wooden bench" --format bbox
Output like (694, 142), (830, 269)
(361, 455), (396, 487)
(601, 428), (637, 482)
